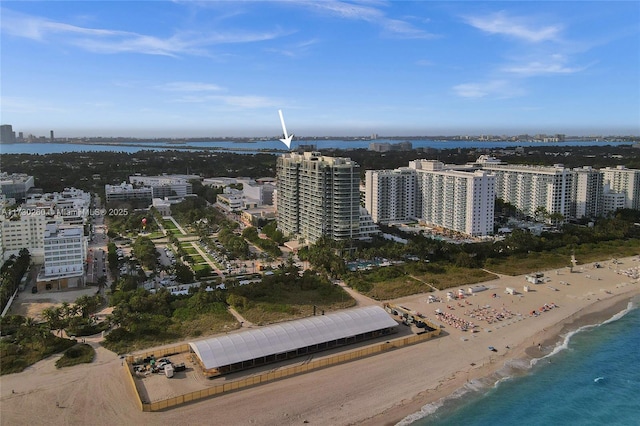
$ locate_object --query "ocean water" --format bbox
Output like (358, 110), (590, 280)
(0, 139), (631, 155)
(402, 296), (640, 426)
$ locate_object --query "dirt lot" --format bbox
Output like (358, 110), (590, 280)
(6, 286), (101, 321)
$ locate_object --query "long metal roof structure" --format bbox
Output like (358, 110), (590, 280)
(189, 305), (397, 370)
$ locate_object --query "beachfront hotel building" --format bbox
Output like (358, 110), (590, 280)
(600, 166), (640, 210)
(37, 223), (87, 290)
(411, 160), (495, 237)
(572, 166), (604, 219)
(364, 168), (418, 224)
(477, 158), (574, 222)
(364, 160), (495, 237)
(276, 152), (362, 243)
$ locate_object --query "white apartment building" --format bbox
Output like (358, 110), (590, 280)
(0, 209), (52, 263)
(602, 184), (627, 215)
(358, 207), (380, 240)
(38, 223), (87, 290)
(364, 160), (495, 237)
(601, 166), (640, 210)
(0, 187), (92, 264)
(24, 187), (92, 225)
(572, 166), (604, 219)
(276, 152), (361, 243)
(364, 168), (418, 224)
(410, 160), (495, 237)
(479, 160), (573, 222)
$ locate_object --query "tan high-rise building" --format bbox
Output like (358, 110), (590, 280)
(276, 152), (361, 243)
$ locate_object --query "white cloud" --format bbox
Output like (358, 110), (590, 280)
(166, 93), (280, 109)
(214, 95), (279, 109)
(464, 11), (562, 43)
(265, 38), (319, 57)
(502, 54), (586, 76)
(503, 62), (584, 76)
(298, 0), (437, 39)
(453, 80), (525, 99)
(0, 8), (287, 57)
(157, 82), (225, 92)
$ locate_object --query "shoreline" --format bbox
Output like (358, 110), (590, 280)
(1, 257), (639, 426)
(369, 290), (639, 426)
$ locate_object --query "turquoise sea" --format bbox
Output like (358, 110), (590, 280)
(402, 296), (640, 426)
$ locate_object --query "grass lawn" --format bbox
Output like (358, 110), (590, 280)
(238, 299), (356, 325)
(180, 244), (198, 255)
(345, 263), (497, 300)
(231, 279), (356, 325)
(102, 307), (239, 354)
(56, 343), (95, 368)
(484, 239), (640, 276)
(162, 219), (178, 230)
(1, 334), (77, 375)
(192, 263), (211, 272)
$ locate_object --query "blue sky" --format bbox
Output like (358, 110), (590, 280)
(1, 1), (639, 138)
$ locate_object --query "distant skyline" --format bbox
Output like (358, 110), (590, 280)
(1, 1), (639, 138)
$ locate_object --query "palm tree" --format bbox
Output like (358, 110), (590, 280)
(42, 307), (65, 337)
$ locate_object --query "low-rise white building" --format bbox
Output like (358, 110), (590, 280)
(0, 172), (34, 201)
(129, 174), (197, 198)
(105, 182), (153, 205)
(216, 189), (245, 212)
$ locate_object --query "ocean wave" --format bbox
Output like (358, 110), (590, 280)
(397, 299), (639, 425)
(492, 358), (532, 388)
(395, 364), (530, 426)
(395, 381), (488, 426)
(531, 298), (638, 367)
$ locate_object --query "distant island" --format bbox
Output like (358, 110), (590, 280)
(2, 134), (639, 145)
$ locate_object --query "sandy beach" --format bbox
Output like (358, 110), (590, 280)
(1, 257), (639, 426)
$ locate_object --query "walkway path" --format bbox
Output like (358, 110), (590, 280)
(190, 242), (223, 276)
(408, 274), (440, 292)
(481, 269), (508, 279)
(335, 280), (379, 307)
(164, 216), (187, 235)
(227, 306), (253, 328)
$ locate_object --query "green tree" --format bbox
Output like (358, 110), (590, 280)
(174, 262), (194, 284)
(74, 295), (103, 318)
(42, 306), (66, 337)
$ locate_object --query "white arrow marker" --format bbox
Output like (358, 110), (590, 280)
(278, 109), (294, 149)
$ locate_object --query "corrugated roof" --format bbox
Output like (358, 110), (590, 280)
(189, 305), (397, 370)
